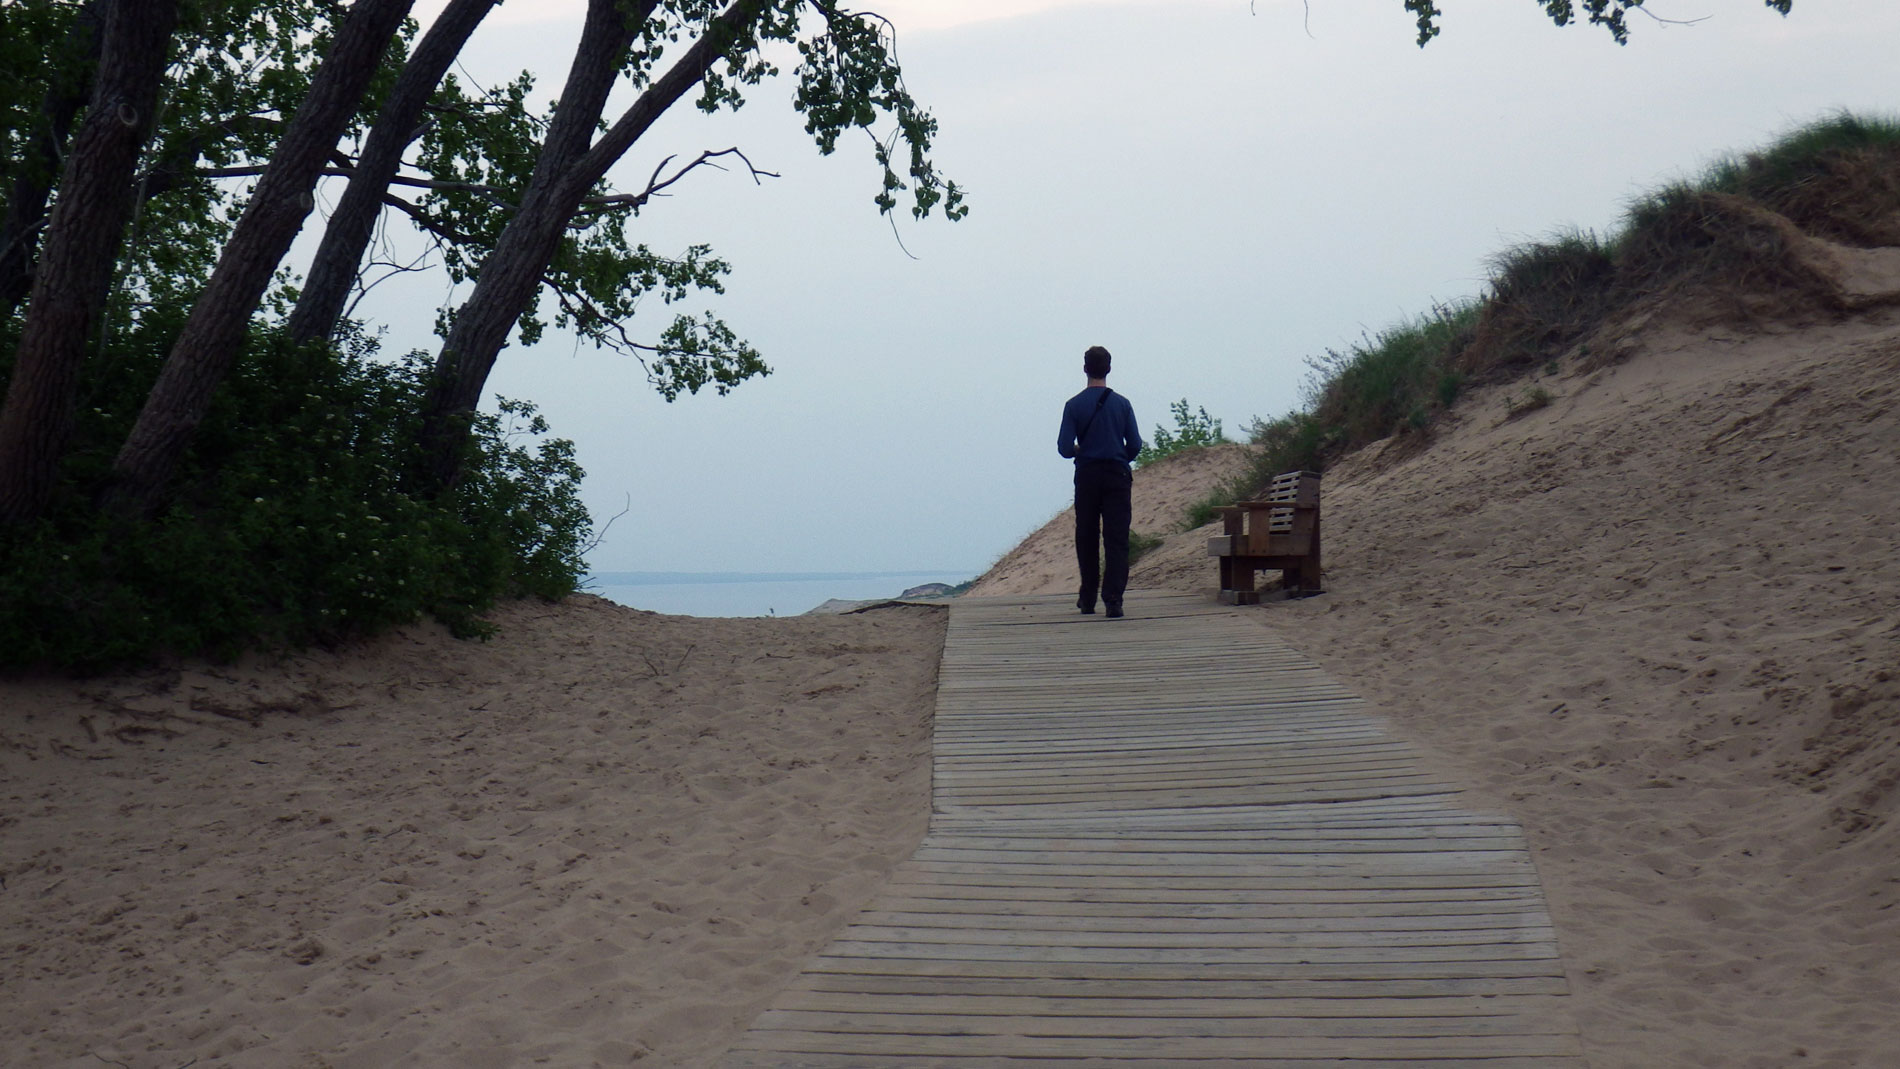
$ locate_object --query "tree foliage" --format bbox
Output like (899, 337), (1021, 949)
(1404, 0), (1794, 47)
(1136, 399), (1226, 468)
(0, 0), (969, 667)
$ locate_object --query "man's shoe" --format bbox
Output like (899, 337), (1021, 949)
(1078, 597), (1096, 615)
(1106, 605), (1124, 619)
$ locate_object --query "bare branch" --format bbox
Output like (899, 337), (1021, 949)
(343, 246), (437, 323)
(542, 272), (659, 363)
(1632, 5), (1710, 29)
(580, 493), (631, 556)
(574, 147), (779, 218)
(379, 192), (483, 247)
(200, 165), (517, 205)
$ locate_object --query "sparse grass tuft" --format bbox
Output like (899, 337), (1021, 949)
(1504, 384), (1554, 420)
(1127, 530), (1165, 565)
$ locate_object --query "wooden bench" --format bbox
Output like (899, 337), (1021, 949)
(1206, 470), (1322, 603)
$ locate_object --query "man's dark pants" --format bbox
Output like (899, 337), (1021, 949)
(1073, 459), (1133, 612)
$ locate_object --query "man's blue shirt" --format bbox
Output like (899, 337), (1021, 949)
(1057, 386), (1142, 466)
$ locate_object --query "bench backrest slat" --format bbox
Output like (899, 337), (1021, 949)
(1263, 470), (1320, 533)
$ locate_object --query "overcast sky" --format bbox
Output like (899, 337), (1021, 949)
(355, 0), (1897, 577)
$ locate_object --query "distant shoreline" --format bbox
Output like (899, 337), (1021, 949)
(587, 569), (968, 587)
(586, 570), (972, 617)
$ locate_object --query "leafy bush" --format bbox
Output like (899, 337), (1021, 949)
(1135, 398), (1225, 468)
(0, 324), (589, 671)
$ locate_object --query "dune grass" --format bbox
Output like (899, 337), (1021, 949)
(1192, 110), (1900, 520)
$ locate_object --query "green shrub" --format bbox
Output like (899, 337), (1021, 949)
(0, 324), (590, 671)
(1135, 398), (1225, 468)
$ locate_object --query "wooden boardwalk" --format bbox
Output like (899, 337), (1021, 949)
(720, 590), (1582, 1066)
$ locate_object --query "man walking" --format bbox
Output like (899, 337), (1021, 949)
(1057, 345), (1142, 618)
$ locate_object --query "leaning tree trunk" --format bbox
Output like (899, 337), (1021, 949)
(413, 0), (762, 495)
(286, 0), (499, 346)
(400, 0), (655, 493)
(0, 0), (175, 527)
(105, 0), (413, 516)
(0, 0), (106, 321)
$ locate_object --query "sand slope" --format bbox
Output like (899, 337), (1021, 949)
(969, 308), (1900, 1067)
(968, 442), (1257, 598)
(1, 597), (943, 1068)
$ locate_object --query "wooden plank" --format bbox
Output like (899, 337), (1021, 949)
(851, 910), (1555, 933)
(833, 925), (1558, 951)
(784, 970), (1574, 998)
(864, 896), (1556, 919)
(817, 940), (1562, 965)
(873, 871), (1543, 892)
(914, 832), (1531, 850)
(869, 882), (1550, 905)
(750, 1008), (1577, 1040)
(771, 990), (1569, 1019)
(723, 1053), (1583, 1068)
(726, 1030), (1583, 1059)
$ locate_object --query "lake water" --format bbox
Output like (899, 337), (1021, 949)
(584, 570), (971, 618)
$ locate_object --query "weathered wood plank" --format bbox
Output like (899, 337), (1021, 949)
(781, 972), (1575, 999)
(726, 1029), (1584, 1059)
(850, 909), (1556, 933)
(722, 1053), (1583, 1068)
(798, 952), (1571, 978)
(769, 990), (1568, 1019)
(750, 1008), (1578, 1039)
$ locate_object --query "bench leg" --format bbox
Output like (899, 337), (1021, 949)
(1220, 556), (1260, 605)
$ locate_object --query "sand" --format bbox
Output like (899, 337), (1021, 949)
(1, 598), (944, 1067)
(974, 307), (1900, 1068)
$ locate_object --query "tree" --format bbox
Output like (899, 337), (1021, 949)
(285, 0), (501, 346)
(107, 0), (415, 515)
(0, 0), (175, 525)
(0, 0), (105, 321)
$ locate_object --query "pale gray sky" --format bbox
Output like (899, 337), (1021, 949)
(348, 0), (1897, 577)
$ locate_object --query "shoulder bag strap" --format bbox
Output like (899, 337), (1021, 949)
(1076, 388), (1113, 443)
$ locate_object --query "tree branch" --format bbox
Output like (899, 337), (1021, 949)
(573, 147), (778, 219)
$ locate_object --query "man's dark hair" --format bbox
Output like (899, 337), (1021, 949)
(1083, 345), (1111, 379)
